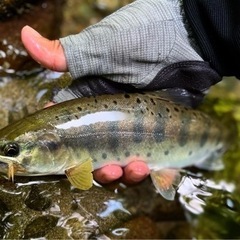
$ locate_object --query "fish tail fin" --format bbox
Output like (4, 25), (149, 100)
(65, 158), (94, 190)
(150, 168), (182, 201)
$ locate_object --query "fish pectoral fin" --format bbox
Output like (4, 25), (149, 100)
(65, 158), (94, 190)
(150, 168), (182, 201)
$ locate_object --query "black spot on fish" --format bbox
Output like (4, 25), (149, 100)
(76, 126), (97, 150)
(164, 150), (169, 155)
(74, 115), (79, 119)
(104, 104), (108, 109)
(158, 113), (163, 118)
(113, 100), (117, 105)
(150, 98), (156, 105)
(154, 117), (165, 143)
(188, 151), (192, 156)
(108, 122), (119, 149)
(178, 115), (191, 147)
(136, 98), (141, 104)
(39, 133), (60, 151)
(117, 157), (121, 161)
(94, 98), (98, 103)
(166, 108), (170, 113)
(93, 158), (98, 162)
(55, 116), (60, 121)
(151, 111), (154, 116)
(174, 107), (179, 112)
(147, 152), (151, 157)
(133, 115), (144, 143)
(124, 94), (130, 98)
(102, 153), (107, 159)
(77, 106), (82, 112)
(125, 151), (130, 157)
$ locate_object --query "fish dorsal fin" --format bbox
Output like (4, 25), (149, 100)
(150, 168), (182, 201)
(65, 158), (94, 190)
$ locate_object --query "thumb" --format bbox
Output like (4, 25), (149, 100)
(21, 25), (67, 72)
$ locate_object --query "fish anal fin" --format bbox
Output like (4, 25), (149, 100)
(150, 168), (182, 201)
(195, 156), (224, 171)
(65, 158), (94, 190)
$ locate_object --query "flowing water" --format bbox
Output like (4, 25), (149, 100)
(0, 0), (240, 238)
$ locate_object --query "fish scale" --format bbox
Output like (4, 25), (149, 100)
(0, 92), (229, 200)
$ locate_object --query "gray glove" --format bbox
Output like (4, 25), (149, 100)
(54, 0), (221, 107)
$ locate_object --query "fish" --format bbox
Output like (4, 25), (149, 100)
(0, 92), (229, 200)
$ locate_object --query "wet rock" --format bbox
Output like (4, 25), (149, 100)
(95, 0), (134, 13)
(23, 215), (59, 239)
(61, 0), (133, 36)
(120, 178), (186, 221)
(0, 173), (188, 239)
(24, 184), (52, 211)
(0, 199), (9, 239)
(0, 0), (65, 77)
(45, 226), (70, 239)
(0, 77), (42, 128)
(0, 0), (30, 19)
(165, 222), (191, 239)
(109, 216), (162, 239)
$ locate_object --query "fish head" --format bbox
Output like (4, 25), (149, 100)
(0, 130), (65, 177)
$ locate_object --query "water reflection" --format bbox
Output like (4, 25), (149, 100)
(98, 200), (131, 218)
(178, 172), (235, 215)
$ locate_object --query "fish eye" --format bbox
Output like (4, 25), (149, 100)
(3, 142), (20, 157)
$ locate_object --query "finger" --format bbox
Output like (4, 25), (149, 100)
(123, 161), (150, 183)
(44, 101), (55, 108)
(93, 165), (123, 184)
(21, 25), (67, 72)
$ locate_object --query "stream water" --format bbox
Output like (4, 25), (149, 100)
(0, 0), (240, 238)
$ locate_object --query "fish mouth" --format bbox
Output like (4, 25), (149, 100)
(0, 155), (19, 164)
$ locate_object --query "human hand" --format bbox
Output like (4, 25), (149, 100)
(21, 25), (150, 185)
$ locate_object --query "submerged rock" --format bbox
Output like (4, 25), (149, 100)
(0, 0), (65, 77)
(0, 175), (190, 239)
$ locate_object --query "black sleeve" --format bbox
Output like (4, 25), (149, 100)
(183, 0), (240, 79)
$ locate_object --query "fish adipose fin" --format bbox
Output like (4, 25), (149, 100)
(65, 158), (94, 190)
(150, 168), (182, 201)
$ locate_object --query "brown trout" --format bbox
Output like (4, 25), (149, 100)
(0, 92), (228, 200)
